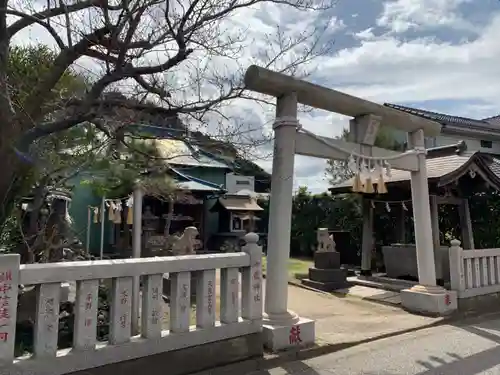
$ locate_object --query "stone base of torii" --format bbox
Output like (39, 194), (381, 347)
(244, 65), (457, 351)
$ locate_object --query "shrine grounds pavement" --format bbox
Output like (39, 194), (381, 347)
(190, 282), (457, 375)
(239, 312), (500, 374)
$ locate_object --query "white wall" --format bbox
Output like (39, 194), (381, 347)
(225, 173), (255, 194)
(428, 135), (500, 155)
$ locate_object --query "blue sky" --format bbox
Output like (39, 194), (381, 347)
(250, 0), (500, 193)
(9, 0), (500, 194)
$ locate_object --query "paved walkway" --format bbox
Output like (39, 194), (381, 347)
(285, 284), (441, 346)
(191, 284), (446, 375)
(246, 313), (500, 374)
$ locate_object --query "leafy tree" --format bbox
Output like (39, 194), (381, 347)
(0, 0), (336, 234)
(1, 45), (96, 257)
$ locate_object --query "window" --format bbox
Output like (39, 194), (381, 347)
(230, 213), (245, 232)
(236, 180), (250, 185)
(480, 140), (493, 149)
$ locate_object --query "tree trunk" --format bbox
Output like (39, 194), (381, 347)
(0, 150), (33, 237)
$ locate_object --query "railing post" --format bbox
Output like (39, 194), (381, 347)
(449, 239), (465, 293)
(0, 254), (20, 363)
(170, 272), (191, 333)
(34, 283), (61, 357)
(241, 232), (263, 321)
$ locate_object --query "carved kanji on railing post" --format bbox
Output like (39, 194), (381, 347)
(241, 233), (263, 321)
(0, 255), (19, 363)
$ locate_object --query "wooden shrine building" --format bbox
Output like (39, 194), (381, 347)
(329, 141), (500, 282)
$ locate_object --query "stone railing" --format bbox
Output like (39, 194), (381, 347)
(0, 233), (263, 375)
(449, 239), (500, 298)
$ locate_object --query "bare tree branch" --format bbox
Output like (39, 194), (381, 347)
(0, 0), (337, 231)
(7, 0), (122, 38)
(3, 9), (66, 49)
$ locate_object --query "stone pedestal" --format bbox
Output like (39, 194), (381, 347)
(263, 317), (315, 352)
(302, 251), (349, 291)
(401, 285), (457, 316)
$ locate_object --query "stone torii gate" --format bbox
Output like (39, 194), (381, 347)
(244, 65), (457, 351)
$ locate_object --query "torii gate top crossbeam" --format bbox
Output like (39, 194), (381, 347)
(244, 65), (442, 137)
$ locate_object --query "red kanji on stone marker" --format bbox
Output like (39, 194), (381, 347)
(0, 283), (11, 294)
(0, 271), (12, 283)
(289, 325), (302, 345)
(85, 293), (93, 310)
(0, 307), (10, 320)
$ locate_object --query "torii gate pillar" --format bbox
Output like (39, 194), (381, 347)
(244, 65), (457, 350)
(400, 130), (458, 314)
(263, 92), (315, 351)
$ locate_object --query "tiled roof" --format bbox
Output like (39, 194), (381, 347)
(330, 152), (500, 194)
(483, 115), (500, 125)
(170, 168), (225, 192)
(384, 103), (489, 128)
(154, 139), (230, 169)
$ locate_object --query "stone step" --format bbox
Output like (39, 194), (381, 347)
(347, 275), (417, 292)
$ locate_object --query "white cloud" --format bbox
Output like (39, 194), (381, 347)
(9, 1), (500, 196)
(262, 2), (500, 194)
(377, 0), (476, 33)
(316, 15), (500, 105)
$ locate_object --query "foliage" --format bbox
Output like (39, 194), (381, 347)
(466, 191), (500, 248)
(280, 186), (500, 261)
(7, 45), (87, 113)
(81, 135), (177, 199)
(0, 0), (337, 233)
(0, 45), (96, 251)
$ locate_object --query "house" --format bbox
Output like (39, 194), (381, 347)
(329, 103), (500, 277)
(69, 124), (270, 256)
(384, 103), (500, 154)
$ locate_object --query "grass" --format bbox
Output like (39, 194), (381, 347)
(161, 296), (222, 328)
(261, 255), (313, 280)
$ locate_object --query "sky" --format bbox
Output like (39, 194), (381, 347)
(250, 0), (500, 193)
(9, 0), (500, 194)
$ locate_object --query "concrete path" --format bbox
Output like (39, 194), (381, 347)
(246, 313), (500, 374)
(334, 285), (401, 306)
(285, 284), (441, 346)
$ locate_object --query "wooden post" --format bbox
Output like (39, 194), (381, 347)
(360, 198), (373, 276)
(430, 195), (440, 251)
(131, 186), (144, 335)
(459, 198), (474, 249)
(396, 203), (406, 243)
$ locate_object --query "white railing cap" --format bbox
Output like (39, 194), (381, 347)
(244, 232), (259, 244)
